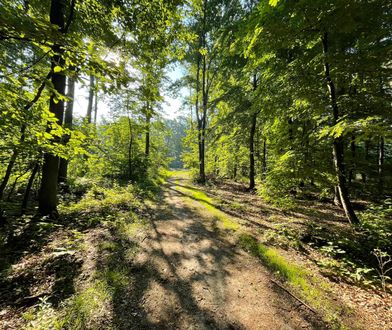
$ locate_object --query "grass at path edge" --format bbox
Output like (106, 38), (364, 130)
(170, 171), (349, 330)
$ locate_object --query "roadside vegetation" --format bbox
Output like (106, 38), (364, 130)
(172, 171), (391, 329)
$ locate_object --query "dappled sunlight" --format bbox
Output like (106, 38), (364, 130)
(107, 174), (326, 329)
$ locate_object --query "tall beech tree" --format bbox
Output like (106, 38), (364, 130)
(38, 0), (68, 216)
(321, 31), (359, 224)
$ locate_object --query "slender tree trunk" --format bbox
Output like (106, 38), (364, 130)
(6, 171), (27, 201)
(4, 163), (31, 201)
(199, 59), (207, 184)
(195, 32), (206, 184)
(333, 185), (342, 207)
(0, 150), (19, 200)
(38, 0), (66, 217)
(21, 162), (39, 215)
(262, 138), (267, 180)
(322, 32), (359, 225)
(86, 74), (95, 124)
(197, 0), (207, 184)
(58, 73), (75, 183)
(214, 155), (219, 176)
(199, 129), (206, 183)
(348, 134), (356, 186)
(249, 74), (258, 190)
(0, 72), (50, 199)
(145, 104), (151, 157)
(249, 112), (257, 190)
(93, 89), (98, 125)
(127, 111), (133, 180)
(128, 134), (133, 179)
(378, 136), (384, 195)
(361, 140), (369, 183)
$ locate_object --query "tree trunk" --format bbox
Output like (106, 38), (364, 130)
(6, 171), (27, 201)
(93, 89), (98, 125)
(199, 60), (207, 184)
(199, 129), (206, 183)
(86, 74), (95, 124)
(322, 32), (359, 225)
(21, 162), (39, 215)
(197, 1), (207, 184)
(38, 0), (66, 217)
(195, 30), (206, 184)
(361, 140), (369, 183)
(58, 73), (75, 183)
(249, 73), (258, 190)
(0, 151), (19, 200)
(214, 155), (219, 176)
(249, 111), (257, 190)
(0, 72), (50, 199)
(262, 138), (267, 180)
(127, 113), (133, 180)
(5, 164), (31, 201)
(378, 136), (384, 195)
(348, 134), (356, 186)
(333, 186), (342, 207)
(145, 105), (151, 157)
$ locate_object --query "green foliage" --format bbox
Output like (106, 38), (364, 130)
(360, 199), (392, 252)
(20, 179), (148, 329)
(23, 296), (62, 330)
(301, 200), (392, 289)
(60, 183), (142, 224)
(182, 0), (392, 212)
(61, 279), (112, 329)
(165, 116), (188, 168)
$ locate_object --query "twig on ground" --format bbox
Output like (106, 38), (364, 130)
(270, 279), (317, 314)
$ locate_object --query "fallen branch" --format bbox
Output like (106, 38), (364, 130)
(270, 279), (317, 314)
(15, 292), (49, 307)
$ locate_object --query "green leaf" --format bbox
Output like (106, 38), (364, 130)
(269, 0), (280, 6)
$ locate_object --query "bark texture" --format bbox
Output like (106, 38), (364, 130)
(322, 32), (359, 225)
(38, 0), (67, 217)
(58, 73), (75, 183)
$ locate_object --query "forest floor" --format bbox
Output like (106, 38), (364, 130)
(0, 171), (390, 329)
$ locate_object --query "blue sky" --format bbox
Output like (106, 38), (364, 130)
(73, 65), (187, 121)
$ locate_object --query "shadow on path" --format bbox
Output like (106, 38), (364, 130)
(107, 177), (326, 329)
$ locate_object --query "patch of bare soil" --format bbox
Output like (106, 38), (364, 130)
(123, 178), (326, 329)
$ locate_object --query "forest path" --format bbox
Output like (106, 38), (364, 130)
(127, 172), (321, 330)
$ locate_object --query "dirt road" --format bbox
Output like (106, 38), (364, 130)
(124, 174), (324, 329)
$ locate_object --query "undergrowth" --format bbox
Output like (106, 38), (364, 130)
(15, 177), (152, 329)
(302, 199), (392, 291)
